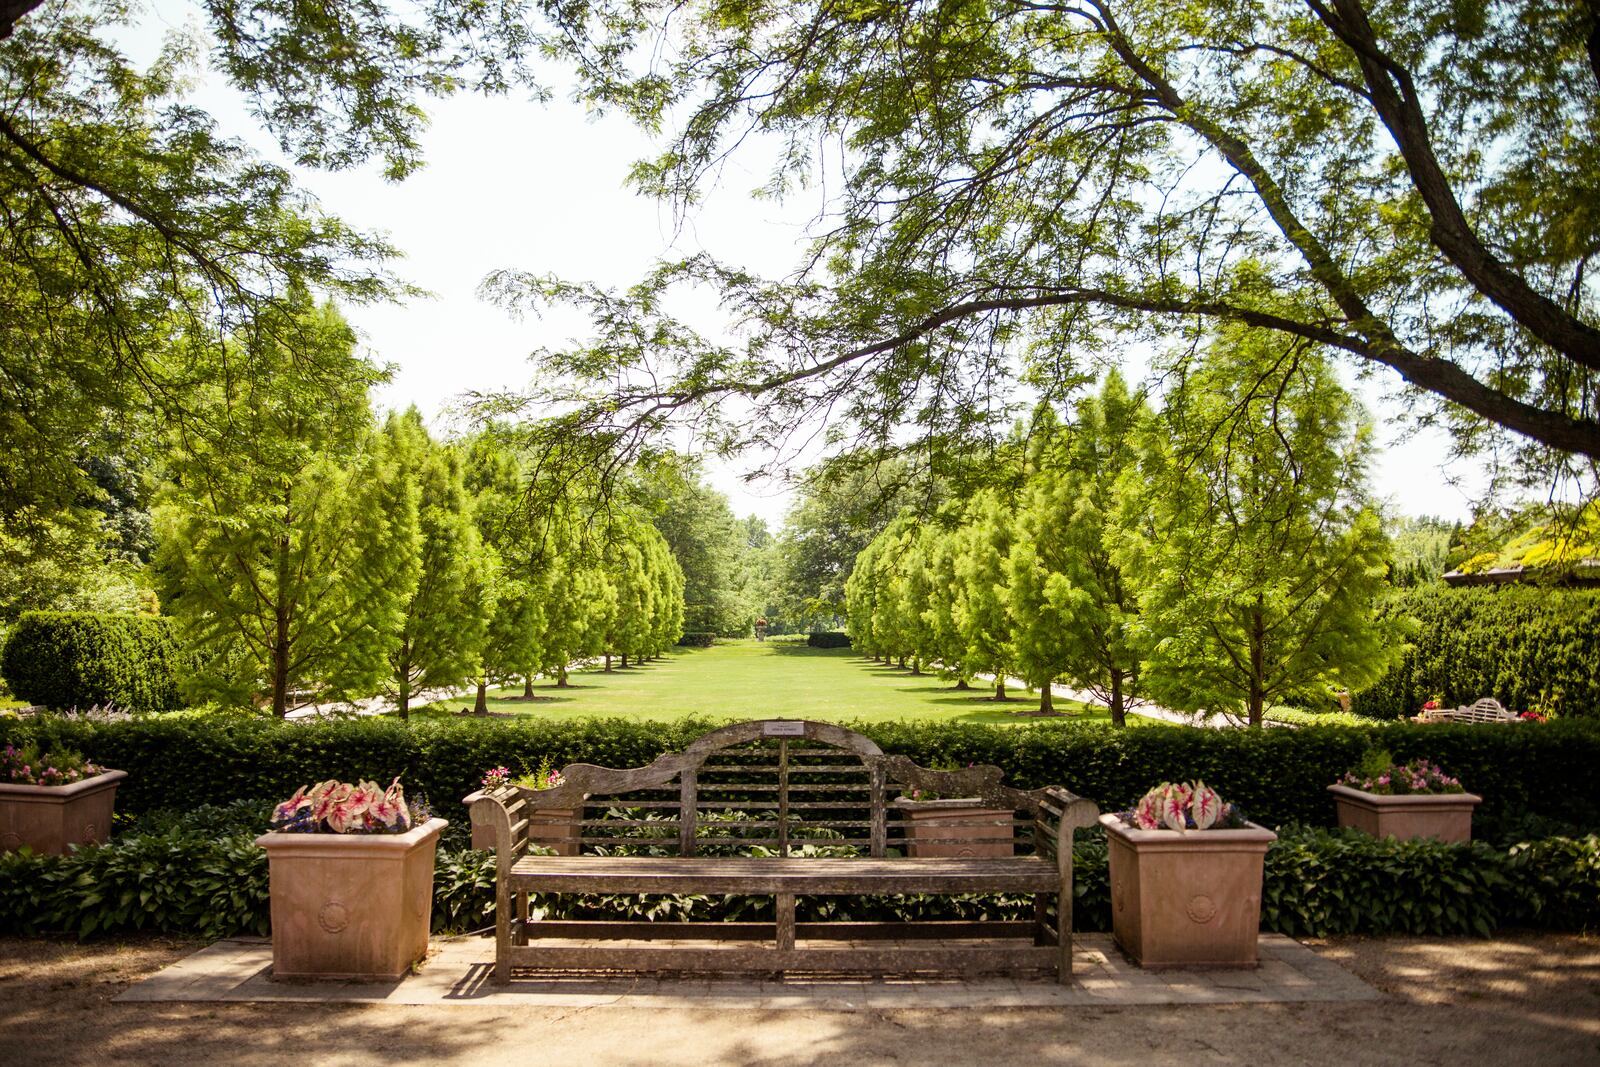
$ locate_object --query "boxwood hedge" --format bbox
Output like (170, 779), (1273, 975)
(1351, 587), (1600, 719)
(1, 713), (1595, 834)
(0, 611), (186, 713)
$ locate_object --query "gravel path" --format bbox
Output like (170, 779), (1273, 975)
(3, 932), (1596, 1066)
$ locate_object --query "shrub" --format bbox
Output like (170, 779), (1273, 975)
(807, 631), (851, 649)
(676, 632), (715, 648)
(0, 612), (186, 713)
(1351, 587), (1600, 719)
(2, 713), (1597, 837)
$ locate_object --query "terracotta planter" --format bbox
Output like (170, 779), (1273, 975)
(469, 794), (584, 855)
(1328, 784), (1481, 844)
(894, 798), (1014, 858)
(1102, 813), (1276, 969)
(0, 769), (127, 856)
(255, 817), (446, 981)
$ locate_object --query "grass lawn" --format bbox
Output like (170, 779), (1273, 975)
(413, 638), (1168, 726)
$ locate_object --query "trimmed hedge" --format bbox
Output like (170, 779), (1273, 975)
(1352, 587), (1600, 719)
(676, 632), (715, 647)
(2, 714), (1596, 836)
(0, 612), (186, 713)
(807, 631), (851, 649)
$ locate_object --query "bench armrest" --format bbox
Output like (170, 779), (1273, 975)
(465, 787), (519, 874)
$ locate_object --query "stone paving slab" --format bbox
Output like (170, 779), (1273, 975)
(114, 933), (1379, 1009)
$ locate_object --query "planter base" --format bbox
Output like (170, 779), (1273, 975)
(0, 770), (127, 856)
(256, 818), (446, 981)
(1328, 784), (1480, 843)
(1102, 814), (1275, 970)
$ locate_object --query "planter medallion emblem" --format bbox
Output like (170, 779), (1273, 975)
(318, 900), (351, 934)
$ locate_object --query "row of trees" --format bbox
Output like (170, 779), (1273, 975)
(846, 335), (1400, 726)
(151, 295), (685, 717)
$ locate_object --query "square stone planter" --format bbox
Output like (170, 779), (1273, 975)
(894, 798), (1014, 858)
(1102, 813), (1276, 969)
(1328, 783), (1481, 844)
(255, 817), (446, 981)
(469, 793), (584, 855)
(0, 769), (127, 856)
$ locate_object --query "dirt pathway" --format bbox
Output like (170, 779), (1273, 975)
(2, 933), (1597, 1066)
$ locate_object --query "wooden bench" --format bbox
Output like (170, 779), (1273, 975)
(1415, 697), (1518, 724)
(466, 719), (1099, 983)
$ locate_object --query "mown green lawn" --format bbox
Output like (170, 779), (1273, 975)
(413, 638), (1168, 726)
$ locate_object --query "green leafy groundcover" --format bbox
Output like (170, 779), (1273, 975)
(0, 806), (1593, 939)
(2, 713), (1597, 832)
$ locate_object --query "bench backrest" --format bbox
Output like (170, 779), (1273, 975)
(468, 719), (1093, 861)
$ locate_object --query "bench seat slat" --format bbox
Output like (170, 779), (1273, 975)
(507, 855), (1062, 895)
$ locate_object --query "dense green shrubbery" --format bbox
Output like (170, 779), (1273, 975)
(1, 812), (1593, 939)
(3, 714), (1598, 836)
(807, 631), (851, 649)
(676, 632), (715, 647)
(1351, 587), (1600, 719)
(0, 612), (187, 713)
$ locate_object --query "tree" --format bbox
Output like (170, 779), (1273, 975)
(153, 299), (417, 716)
(464, 431), (548, 710)
(920, 514), (974, 688)
(1014, 374), (1149, 724)
(642, 458), (751, 634)
(497, 0), (1600, 485)
(952, 490), (1019, 700)
(1118, 331), (1400, 725)
(380, 409), (495, 719)
(0, 3), (410, 539)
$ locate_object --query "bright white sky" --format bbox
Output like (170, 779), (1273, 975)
(134, 3), (1490, 527)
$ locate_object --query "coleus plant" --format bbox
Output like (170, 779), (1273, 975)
(1122, 781), (1247, 832)
(270, 777), (418, 834)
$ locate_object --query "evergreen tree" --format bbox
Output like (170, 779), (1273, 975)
(381, 409), (495, 718)
(154, 298), (418, 716)
(920, 515), (972, 688)
(953, 490), (1019, 700)
(1119, 332), (1400, 726)
(1012, 375), (1148, 723)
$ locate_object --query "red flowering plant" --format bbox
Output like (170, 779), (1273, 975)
(1518, 711), (1548, 723)
(1, 742), (103, 786)
(1341, 749), (1464, 795)
(270, 777), (428, 834)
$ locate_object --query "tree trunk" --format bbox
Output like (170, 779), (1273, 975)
(1109, 668), (1127, 729)
(1248, 601), (1266, 727)
(897, 654), (906, 669)
(604, 652), (613, 672)
(911, 657), (922, 675)
(993, 678), (1008, 701)
(524, 676), (535, 698)
(397, 685), (410, 720)
(620, 652), (629, 668)
(270, 502), (293, 718)
(475, 678), (489, 714)
(954, 678), (971, 691)
(1039, 685), (1053, 714)
(557, 664), (570, 688)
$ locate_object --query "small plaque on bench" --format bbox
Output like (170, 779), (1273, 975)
(762, 720), (806, 737)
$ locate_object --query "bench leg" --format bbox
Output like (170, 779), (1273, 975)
(1057, 889), (1073, 983)
(775, 893), (796, 952)
(1033, 895), (1051, 946)
(494, 879), (512, 985)
(515, 891), (530, 946)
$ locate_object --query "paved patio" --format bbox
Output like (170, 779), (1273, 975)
(115, 932), (1378, 1008)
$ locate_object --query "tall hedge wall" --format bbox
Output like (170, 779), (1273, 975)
(0, 612), (186, 714)
(1351, 588), (1600, 719)
(2, 714), (1594, 833)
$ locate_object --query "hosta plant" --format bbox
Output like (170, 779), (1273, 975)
(1121, 781), (1248, 832)
(269, 777), (426, 834)
(1342, 749), (1465, 796)
(1, 742), (104, 786)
